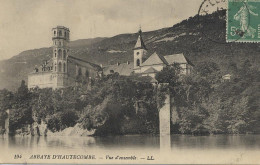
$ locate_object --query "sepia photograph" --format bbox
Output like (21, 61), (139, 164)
(0, 0), (259, 164)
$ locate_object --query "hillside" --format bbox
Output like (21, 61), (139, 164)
(0, 38), (105, 90)
(0, 10), (259, 91)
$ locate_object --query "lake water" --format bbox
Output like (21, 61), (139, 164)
(0, 134), (259, 164)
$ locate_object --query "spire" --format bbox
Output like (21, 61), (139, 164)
(138, 24), (142, 34)
(134, 27), (147, 50)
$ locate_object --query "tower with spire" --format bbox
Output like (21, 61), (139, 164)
(133, 27), (147, 73)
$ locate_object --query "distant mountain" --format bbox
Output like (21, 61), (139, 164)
(0, 37), (105, 90)
(0, 10), (259, 91)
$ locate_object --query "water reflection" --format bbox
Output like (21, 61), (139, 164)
(0, 135), (259, 151)
(160, 135), (171, 151)
(170, 135), (260, 150)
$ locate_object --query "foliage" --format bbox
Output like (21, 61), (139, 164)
(8, 80), (33, 132)
(155, 60), (259, 135)
(78, 74), (159, 135)
(0, 56), (259, 135)
(47, 115), (61, 132)
(47, 110), (79, 132)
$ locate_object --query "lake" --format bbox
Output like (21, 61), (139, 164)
(0, 134), (259, 164)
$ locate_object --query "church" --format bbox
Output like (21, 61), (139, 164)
(103, 29), (193, 78)
(28, 26), (101, 89)
(28, 26), (193, 89)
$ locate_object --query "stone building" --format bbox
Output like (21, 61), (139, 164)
(103, 29), (193, 78)
(28, 26), (101, 89)
(28, 27), (193, 89)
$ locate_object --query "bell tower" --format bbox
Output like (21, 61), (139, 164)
(133, 28), (147, 73)
(51, 26), (70, 88)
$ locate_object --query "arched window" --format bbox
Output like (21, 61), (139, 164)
(54, 63), (57, 71)
(54, 31), (56, 36)
(63, 50), (66, 59)
(63, 63), (66, 72)
(58, 62), (62, 72)
(136, 59), (140, 66)
(58, 49), (62, 58)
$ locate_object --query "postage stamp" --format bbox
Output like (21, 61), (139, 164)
(227, 0), (260, 42)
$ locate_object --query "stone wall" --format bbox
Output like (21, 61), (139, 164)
(28, 72), (53, 89)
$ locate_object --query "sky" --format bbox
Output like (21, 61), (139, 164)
(0, 0), (202, 61)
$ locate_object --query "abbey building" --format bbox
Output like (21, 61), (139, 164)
(103, 29), (193, 78)
(28, 26), (193, 89)
(28, 26), (101, 89)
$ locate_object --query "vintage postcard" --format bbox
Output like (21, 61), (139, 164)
(0, 0), (259, 164)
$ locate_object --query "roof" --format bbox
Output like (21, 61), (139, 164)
(134, 30), (147, 50)
(223, 74), (231, 76)
(103, 62), (134, 76)
(68, 56), (101, 71)
(222, 74), (231, 79)
(52, 26), (70, 31)
(44, 59), (53, 67)
(163, 53), (188, 64)
(31, 58), (53, 74)
(142, 67), (159, 74)
(142, 52), (168, 66)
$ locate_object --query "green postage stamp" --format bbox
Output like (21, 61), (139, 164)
(227, 0), (260, 42)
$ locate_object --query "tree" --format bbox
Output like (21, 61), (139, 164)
(195, 62), (221, 85)
(0, 89), (14, 112)
(17, 80), (28, 98)
(155, 63), (181, 85)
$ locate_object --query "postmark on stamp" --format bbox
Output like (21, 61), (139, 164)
(227, 0), (260, 42)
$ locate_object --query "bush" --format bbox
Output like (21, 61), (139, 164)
(60, 110), (79, 129)
(47, 110), (78, 132)
(47, 115), (60, 132)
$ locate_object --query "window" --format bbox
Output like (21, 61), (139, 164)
(63, 50), (66, 59)
(58, 49), (62, 58)
(55, 53), (56, 57)
(136, 59), (140, 66)
(63, 63), (66, 72)
(58, 30), (62, 36)
(136, 52), (140, 55)
(64, 32), (66, 37)
(54, 63), (57, 71)
(58, 62), (62, 72)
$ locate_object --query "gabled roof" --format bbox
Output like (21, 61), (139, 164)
(68, 56), (101, 71)
(134, 29), (147, 50)
(142, 67), (159, 74)
(103, 62), (134, 76)
(163, 53), (188, 64)
(142, 52), (168, 66)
